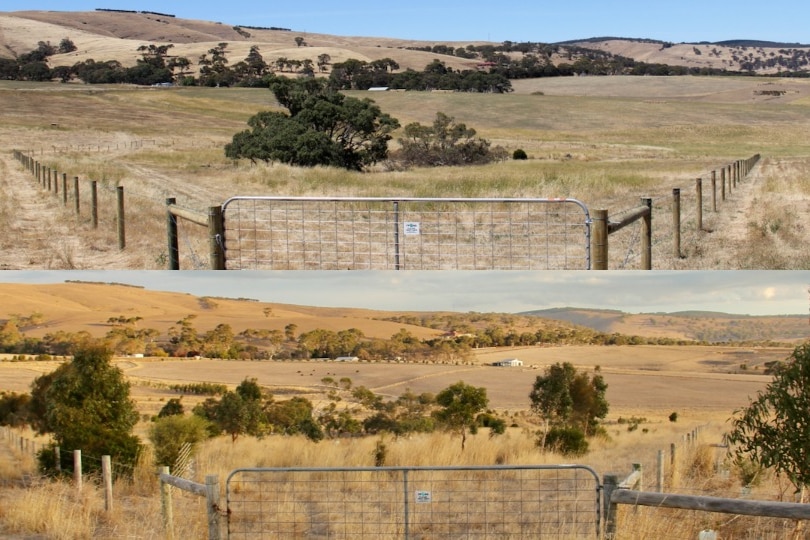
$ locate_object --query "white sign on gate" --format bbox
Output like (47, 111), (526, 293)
(415, 490), (432, 503)
(404, 222), (421, 236)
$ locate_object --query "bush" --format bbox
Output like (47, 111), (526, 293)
(149, 414), (212, 467)
(512, 148), (528, 160)
(542, 426), (589, 456)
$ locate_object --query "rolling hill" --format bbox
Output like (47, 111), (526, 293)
(1, 10), (809, 75)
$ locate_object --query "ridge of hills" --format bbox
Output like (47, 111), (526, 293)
(0, 282), (805, 344)
(1, 10), (809, 75)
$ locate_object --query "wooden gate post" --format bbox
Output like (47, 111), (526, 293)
(74, 450), (82, 494)
(208, 205), (226, 270)
(205, 475), (221, 540)
(590, 209), (608, 270)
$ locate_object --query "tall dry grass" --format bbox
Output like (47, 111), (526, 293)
(3, 417), (798, 539)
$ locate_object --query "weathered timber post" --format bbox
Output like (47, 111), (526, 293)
(603, 473), (620, 539)
(62, 173), (67, 205)
(711, 170), (717, 212)
(159, 466), (175, 539)
(74, 450), (82, 494)
(721, 168), (726, 201)
(641, 197), (652, 270)
(102, 455), (113, 512)
(657, 450), (665, 493)
(53, 169), (58, 195)
(55, 446), (61, 473)
(46, 167), (51, 190)
(74, 177), (80, 215)
(117, 186), (125, 250)
(91, 181), (98, 228)
(205, 475), (221, 540)
(166, 198), (179, 270)
(590, 209), (608, 270)
(209, 205), (225, 270)
(672, 188), (681, 259)
(727, 165), (732, 194)
(695, 178), (703, 231)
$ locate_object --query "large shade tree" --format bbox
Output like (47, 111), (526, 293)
(225, 75), (399, 170)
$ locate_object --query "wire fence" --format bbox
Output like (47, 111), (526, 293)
(226, 464), (601, 539)
(221, 197), (592, 270)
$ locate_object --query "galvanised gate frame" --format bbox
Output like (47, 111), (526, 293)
(220, 197), (592, 270)
(226, 464), (602, 539)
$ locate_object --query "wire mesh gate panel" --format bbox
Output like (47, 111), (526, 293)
(221, 197), (591, 270)
(226, 465), (601, 539)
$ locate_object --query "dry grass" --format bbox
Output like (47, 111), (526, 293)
(2, 76), (810, 268)
(1, 419), (797, 539)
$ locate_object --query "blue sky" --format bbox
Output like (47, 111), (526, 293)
(2, 271), (808, 316)
(3, 1), (809, 44)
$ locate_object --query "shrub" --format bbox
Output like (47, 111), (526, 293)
(512, 148), (528, 160)
(542, 426), (589, 456)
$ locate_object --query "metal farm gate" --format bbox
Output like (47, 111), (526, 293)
(225, 464), (602, 539)
(220, 197), (591, 270)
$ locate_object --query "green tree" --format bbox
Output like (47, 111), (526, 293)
(726, 343), (810, 502)
(396, 112), (506, 168)
(529, 363), (608, 450)
(31, 345), (141, 474)
(225, 75), (399, 171)
(433, 381), (489, 450)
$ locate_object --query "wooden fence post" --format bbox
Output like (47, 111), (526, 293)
(603, 473), (620, 539)
(206, 475), (221, 540)
(166, 198), (179, 270)
(721, 168), (726, 201)
(641, 197), (652, 270)
(91, 181), (98, 228)
(62, 173), (67, 205)
(590, 209), (608, 270)
(117, 186), (126, 250)
(159, 466), (175, 539)
(672, 189), (681, 259)
(74, 450), (82, 494)
(208, 205), (225, 270)
(55, 446), (61, 473)
(73, 177), (80, 215)
(53, 169), (58, 195)
(657, 450), (665, 493)
(102, 455), (113, 512)
(727, 165), (732, 194)
(711, 170), (717, 212)
(695, 178), (703, 231)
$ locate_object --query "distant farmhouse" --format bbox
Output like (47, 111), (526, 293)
(492, 358), (523, 367)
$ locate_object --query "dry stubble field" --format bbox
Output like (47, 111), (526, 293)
(2, 75), (810, 269)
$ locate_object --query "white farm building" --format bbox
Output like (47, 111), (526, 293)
(492, 358), (523, 367)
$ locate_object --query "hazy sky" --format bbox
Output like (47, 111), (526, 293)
(2, 271), (808, 316)
(3, 1), (808, 44)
